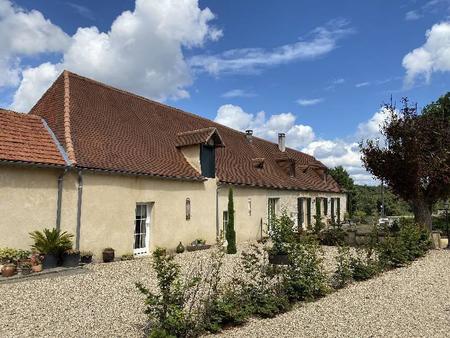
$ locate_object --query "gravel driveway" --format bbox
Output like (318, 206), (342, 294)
(1, 246), (449, 338)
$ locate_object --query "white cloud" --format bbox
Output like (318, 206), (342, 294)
(325, 77), (345, 90)
(214, 103), (390, 185)
(405, 10), (422, 21)
(355, 81), (370, 88)
(356, 107), (390, 140)
(215, 104), (315, 148)
(11, 63), (60, 112)
(402, 21), (450, 87)
(189, 19), (353, 75)
(67, 2), (95, 20)
(296, 98), (323, 106)
(221, 89), (256, 98)
(6, 0), (222, 111)
(0, 0), (69, 87)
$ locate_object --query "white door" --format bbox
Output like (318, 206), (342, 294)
(134, 203), (151, 256)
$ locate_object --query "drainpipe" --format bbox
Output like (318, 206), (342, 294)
(75, 170), (84, 250)
(216, 183), (221, 240)
(56, 169), (68, 231)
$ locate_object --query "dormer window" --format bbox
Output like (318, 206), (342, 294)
(252, 158), (265, 169)
(276, 158), (296, 177)
(176, 127), (225, 179)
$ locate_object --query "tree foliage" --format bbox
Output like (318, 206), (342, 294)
(360, 95), (450, 229)
(328, 166), (355, 191)
(329, 165), (355, 216)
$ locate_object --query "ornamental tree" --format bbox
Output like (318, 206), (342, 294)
(226, 187), (237, 254)
(360, 95), (450, 230)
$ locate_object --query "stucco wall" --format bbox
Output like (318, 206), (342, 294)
(180, 145), (201, 173)
(0, 165), (61, 249)
(0, 165), (347, 259)
(217, 185), (347, 242)
(77, 172), (218, 257)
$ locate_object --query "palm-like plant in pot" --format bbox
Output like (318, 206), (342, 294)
(268, 210), (295, 265)
(29, 228), (74, 269)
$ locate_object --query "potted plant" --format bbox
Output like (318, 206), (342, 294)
(120, 253), (134, 261)
(80, 251), (93, 264)
(62, 249), (80, 267)
(30, 253), (43, 273)
(267, 211), (295, 265)
(102, 248), (115, 263)
(186, 239), (211, 252)
(20, 261), (32, 276)
(1, 263), (17, 277)
(29, 228), (74, 269)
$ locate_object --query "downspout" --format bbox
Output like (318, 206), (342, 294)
(216, 182), (221, 240)
(56, 169), (68, 231)
(75, 170), (84, 250)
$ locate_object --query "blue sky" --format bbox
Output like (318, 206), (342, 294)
(1, 0), (450, 184)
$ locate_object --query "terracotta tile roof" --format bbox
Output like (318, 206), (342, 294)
(0, 109), (66, 166)
(29, 71), (342, 192)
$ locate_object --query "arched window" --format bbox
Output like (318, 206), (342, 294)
(185, 198), (191, 220)
(248, 198), (252, 216)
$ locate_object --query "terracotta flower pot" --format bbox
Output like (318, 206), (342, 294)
(32, 264), (43, 273)
(1, 264), (17, 277)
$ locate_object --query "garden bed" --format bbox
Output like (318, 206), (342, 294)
(0, 265), (85, 284)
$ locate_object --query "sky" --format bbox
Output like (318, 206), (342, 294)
(1, 0), (450, 185)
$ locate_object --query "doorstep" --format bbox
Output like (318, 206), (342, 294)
(0, 265), (86, 284)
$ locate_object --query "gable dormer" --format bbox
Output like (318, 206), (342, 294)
(176, 127), (224, 178)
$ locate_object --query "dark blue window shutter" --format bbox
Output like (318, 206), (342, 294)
(200, 145), (215, 178)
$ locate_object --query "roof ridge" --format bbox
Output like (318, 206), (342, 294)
(0, 108), (35, 117)
(64, 70), (315, 161)
(177, 127), (216, 136)
(63, 71), (76, 164)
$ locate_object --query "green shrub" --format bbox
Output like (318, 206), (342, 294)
(376, 220), (431, 269)
(0, 248), (30, 264)
(29, 228), (73, 255)
(136, 248), (200, 337)
(318, 227), (346, 246)
(350, 248), (380, 281)
(398, 221), (431, 260)
(239, 246), (290, 317)
(332, 246), (353, 289)
(268, 210), (295, 255)
(284, 242), (328, 301)
(206, 286), (252, 332)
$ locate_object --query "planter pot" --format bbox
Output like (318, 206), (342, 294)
(32, 264), (43, 273)
(186, 244), (211, 252)
(268, 254), (289, 265)
(42, 254), (58, 269)
(62, 253), (80, 267)
(1, 264), (17, 277)
(102, 249), (115, 263)
(81, 255), (93, 264)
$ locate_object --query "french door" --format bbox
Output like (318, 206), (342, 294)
(134, 203), (151, 256)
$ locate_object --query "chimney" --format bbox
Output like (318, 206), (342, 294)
(278, 133), (286, 152)
(245, 129), (253, 143)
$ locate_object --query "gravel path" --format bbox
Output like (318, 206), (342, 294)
(1, 246), (448, 338)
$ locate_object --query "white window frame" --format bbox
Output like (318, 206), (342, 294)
(133, 203), (151, 256)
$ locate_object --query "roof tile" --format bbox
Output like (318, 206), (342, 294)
(0, 109), (66, 166)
